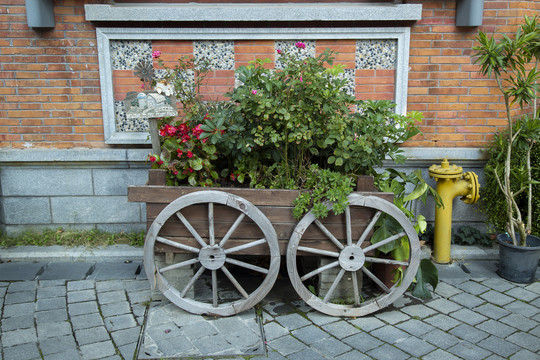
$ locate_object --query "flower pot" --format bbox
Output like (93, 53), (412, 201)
(497, 233), (540, 283)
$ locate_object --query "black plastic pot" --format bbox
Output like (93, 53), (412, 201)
(497, 233), (540, 283)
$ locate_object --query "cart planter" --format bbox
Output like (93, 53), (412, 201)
(128, 171), (421, 317)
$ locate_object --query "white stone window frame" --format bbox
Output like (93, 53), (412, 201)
(96, 27), (411, 145)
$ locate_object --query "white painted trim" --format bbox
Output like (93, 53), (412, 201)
(96, 27), (411, 144)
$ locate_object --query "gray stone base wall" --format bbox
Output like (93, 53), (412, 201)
(0, 147), (488, 236)
(0, 149), (151, 235)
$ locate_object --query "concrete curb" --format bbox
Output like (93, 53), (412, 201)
(0, 244), (144, 262)
(0, 244), (498, 263)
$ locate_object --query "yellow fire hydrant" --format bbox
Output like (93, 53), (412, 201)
(429, 159), (480, 263)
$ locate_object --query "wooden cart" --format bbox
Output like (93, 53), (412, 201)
(128, 170), (420, 317)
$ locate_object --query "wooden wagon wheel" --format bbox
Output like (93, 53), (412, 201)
(287, 194), (421, 317)
(144, 190), (280, 316)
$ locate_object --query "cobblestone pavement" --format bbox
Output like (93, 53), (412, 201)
(0, 259), (539, 360)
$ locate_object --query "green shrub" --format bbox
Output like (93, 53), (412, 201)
(480, 121), (540, 237)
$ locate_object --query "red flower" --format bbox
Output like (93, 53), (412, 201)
(295, 42), (306, 49)
(230, 172), (236, 181)
(149, 156), (157, 162)
(177, 149), (183, 157)
(157, 160), (163, 165)
(187, 151), (193, 158)
(189, 168), (194, 173)
(172, 169), (178, 175)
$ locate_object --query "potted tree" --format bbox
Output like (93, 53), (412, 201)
(473, 15), (540, 283)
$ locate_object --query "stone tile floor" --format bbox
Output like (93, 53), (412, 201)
(0, 259), (539, 360)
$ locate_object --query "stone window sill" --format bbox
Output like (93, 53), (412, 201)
(85, 3), (422, 22)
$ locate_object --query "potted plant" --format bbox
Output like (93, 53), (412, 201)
(473, 15), (540, 283)
(128, 43), (434, 316)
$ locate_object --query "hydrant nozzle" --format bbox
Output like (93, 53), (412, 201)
(429, 159), (480, 264)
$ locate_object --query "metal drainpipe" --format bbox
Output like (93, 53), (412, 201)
(456, 0), (484, 27)
(25, 0), (55, 29)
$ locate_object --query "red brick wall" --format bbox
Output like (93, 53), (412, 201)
(1, 0), (539, 149)
(406, 0), (540, 147)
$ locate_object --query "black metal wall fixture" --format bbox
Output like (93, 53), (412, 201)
(456, 0), (484, 27)
(25, 0), (55, 29)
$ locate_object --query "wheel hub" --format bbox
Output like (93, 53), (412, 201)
(199, 245), (226, 270)
(338, 246), (366, 271)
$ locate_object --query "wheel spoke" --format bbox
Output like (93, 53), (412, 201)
(300, 260), (340, 281)
(297, 246), (339, 258)
(218, 213), (245, 248)
(351, 271), (361, 306)
(159, 258), (199, 274)
(176, 211), (207, 248)
(323, 268), (346, 303)
(221, 266), (249, 299)
(315, 220), (345, 250)
(212, 270), (218, 307)
(226, 258), (269, 274)
(208, 203), (215, 246)
(355, 210), (382, 247)
(362, 232), (406, 254)
(345, 206), (352, 246)
(180, 266), (205, 298)
(362, 267), (391, 293)
(156, 236), (200, 254)
(365, 257), (409, 266)
(224, 238), (267, 254)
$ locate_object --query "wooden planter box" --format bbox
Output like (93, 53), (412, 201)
(128, 169), (392, 256)
(127, 169), (421, 318)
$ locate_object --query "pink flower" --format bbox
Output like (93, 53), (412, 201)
(192, 124), (204, 139)
(299, 75), (303, 82)
(252, 90), (257, 95)
(276, 49), (282, 54)
(141, 84), (145, 89)
(187, 151), (193, 158)
(230, 172), (236, 181)
(172, 168), (178, 175)
(166, 125), (177, 136)
(152, 50), (161, 59)
(177, 149), (183, 157)
(295, 42), (306, 49)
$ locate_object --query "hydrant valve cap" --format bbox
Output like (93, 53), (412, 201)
(428, 159), (463, 179)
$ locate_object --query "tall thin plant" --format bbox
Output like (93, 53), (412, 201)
(473, 15), (540, 246)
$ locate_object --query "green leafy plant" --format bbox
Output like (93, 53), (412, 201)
(216, 44), (422, 216)
(481, 119), (540, 238)
(145, 54), (228, 186)
(412, 259), (438, 298)
(372, 169), (441, 297)
(292, 165), (354, 220)
(473, 15), (540, 246)
(452, 225), (494, 247)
